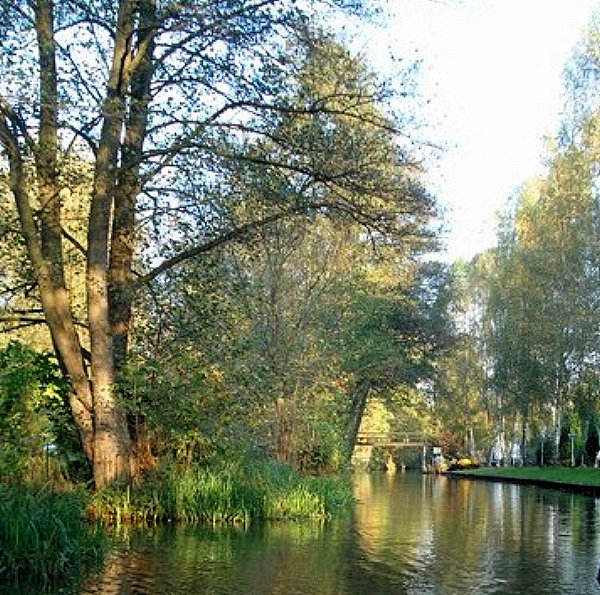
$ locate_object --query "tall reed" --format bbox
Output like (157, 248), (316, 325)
(88, 458), (353, 525)
(0, 484), (105, 586)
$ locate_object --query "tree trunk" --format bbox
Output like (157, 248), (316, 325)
(84, 0), (145, 486)
(343, 380), (370, 463)
(92, 374), (131, 487)
(88, 215), (131, 486)
(108, 1), (157, 476)
(109, 0), (156, 371)
(1, 108), (96, 464)
(274, 397), (293, 463)
(130, 414), (157, 477)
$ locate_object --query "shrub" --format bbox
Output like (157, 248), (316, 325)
(0, 341), (90, 485)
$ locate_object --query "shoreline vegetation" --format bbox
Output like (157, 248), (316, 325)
(87, 459), (353, 525)
(5, 464), (600, 589)
(0, 484), (105, 587)
(447, 466), (600, 496)
(0, 458), (352, 588)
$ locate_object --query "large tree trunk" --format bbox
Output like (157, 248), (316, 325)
(108, 1), (157, 476)
(81, 0), (159, 486)
(88, 142), (133, 487)
(84, 1), (143, 487)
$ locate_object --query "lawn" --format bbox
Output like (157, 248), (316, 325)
(449, 466), (600, 492)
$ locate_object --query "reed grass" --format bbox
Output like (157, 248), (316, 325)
(0, 459), (352, 584)
(87, 458), (353, 525)
(0, 484), (105, 586)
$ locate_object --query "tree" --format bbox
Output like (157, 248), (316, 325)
(474, 148), (599, 455)
(0, 1), (435, 486)
(132, 216), (362, 468)
(131, 210), (438, 470)
(428, 13), (600, 462)
(338, 258), (452, 457)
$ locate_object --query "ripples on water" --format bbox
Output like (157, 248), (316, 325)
(22, 473), (600, 594)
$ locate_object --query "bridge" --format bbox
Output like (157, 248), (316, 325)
(355, 431), (428, 448)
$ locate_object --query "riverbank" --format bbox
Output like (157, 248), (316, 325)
(87, 460), (352, 525)
(0, 459), (352, 589)
(447, 466), (600, 496)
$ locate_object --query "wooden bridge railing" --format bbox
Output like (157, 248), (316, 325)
(355, 431), (427, 447)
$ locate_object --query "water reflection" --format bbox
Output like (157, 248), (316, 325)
(80, 521), (349, 595)
(351, 473), (600, 594)
(69, 474), (600, 593)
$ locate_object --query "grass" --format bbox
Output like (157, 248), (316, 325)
(449, 465), (600, 491)
(87, 458), (353, 526)
(0, 484), (105, 587)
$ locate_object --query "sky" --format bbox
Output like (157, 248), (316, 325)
(363, 0), (599, 261)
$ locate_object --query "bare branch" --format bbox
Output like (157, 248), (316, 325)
(61, 226), (87, 255)
(0, 95), (37, 155)
(138, 205), (307, 284)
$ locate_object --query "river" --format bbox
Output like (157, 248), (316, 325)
(72, 472), (600, 594)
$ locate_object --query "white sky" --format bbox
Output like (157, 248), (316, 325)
(364, 0), (599, 261)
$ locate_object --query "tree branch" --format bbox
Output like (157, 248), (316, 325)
(61, 226), (87, 255)
(138, 205), (307, 284)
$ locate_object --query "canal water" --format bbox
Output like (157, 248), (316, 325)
(75, 472), (600, 594)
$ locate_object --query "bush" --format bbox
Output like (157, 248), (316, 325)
(0, 341), (90, 485)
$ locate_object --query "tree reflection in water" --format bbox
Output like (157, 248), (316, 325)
(76, 474), (600, 595)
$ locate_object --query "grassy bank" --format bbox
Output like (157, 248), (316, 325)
(0, 484), (105, 586)
(88, 459), (353, 525)
(449, 466), (600, 494)
(0, 459), (352, 587)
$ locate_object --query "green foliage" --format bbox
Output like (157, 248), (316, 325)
(0, 0), (437, 489)
(444, 122), (600, 458)
(584, 425), (599, 465)
(0, 341), (87, 483)
(0, 485), (105, 586)
(428, 13), (600, 459)
(119, 352), (242, 463)
(87, 458), (353, 525)
(118, 20), (439, 471)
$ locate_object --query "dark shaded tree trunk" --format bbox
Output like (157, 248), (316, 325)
(274, 397), (294, 463)
(343, 380), (371, 462)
